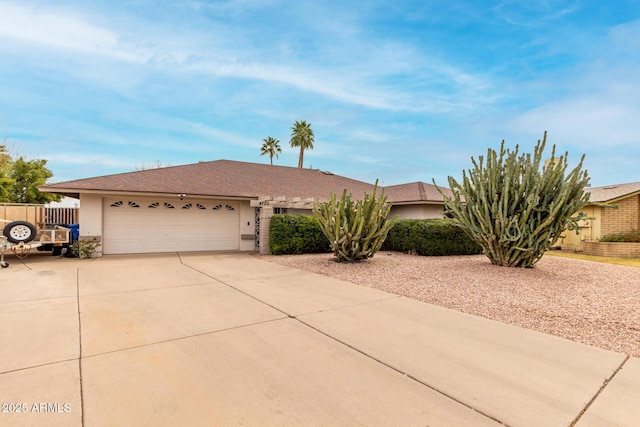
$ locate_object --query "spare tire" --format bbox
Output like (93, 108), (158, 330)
(3, 221), (37, 244)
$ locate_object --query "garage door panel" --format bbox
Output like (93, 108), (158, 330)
(103, 198), (241, 254)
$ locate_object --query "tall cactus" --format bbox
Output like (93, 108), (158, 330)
(314, 181), (396, 262)
(436, 132), (591, 268)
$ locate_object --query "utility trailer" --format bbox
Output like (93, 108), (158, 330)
(1, 220), (77, 268)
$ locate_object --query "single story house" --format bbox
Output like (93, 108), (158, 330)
(560, 181), (640, 251)
(385, 181), (452, 219)
(39, 160), (452, 255)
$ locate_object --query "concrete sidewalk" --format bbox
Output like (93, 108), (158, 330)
(0, 252), (638, 426)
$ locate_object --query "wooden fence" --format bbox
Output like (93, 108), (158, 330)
(0, 203), (44, 224)
(44, 207), (79, 225)
(1, 203), (79, 225)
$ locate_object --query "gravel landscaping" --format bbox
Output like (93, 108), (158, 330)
(260, 252), (640, 357)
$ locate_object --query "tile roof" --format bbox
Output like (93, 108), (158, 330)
(383, 181), (453, 204)
(586, 182), (640, 203)
(41, 160), (379, 201)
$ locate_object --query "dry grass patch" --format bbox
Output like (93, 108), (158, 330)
(545, 249), (640, 268)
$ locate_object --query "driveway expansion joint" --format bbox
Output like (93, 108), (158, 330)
(76, 267), (86, 427)
(293, 316), (510, 426)
(181, 259), (508, 424)
(80, 317), (290, 360)
(7, 253), (640, 427)
(0, 357), (80, 376)
(295, 295), (403, 317)
(179, 263), (293, 318)
(569, 354), (631, 426)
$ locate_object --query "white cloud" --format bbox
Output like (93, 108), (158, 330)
(608, 19), (640, 53)
(42, 151), (132, 169)
(0, 2), (150, 62)
(0, 1), (496, 113)
(170, 118), (258, 148)
(493, 0), (581, 27)
(503, 18), (640, 150)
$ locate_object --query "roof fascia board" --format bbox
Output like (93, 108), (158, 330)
(39, 188), (255, 201)
(605, 190), (640, 204)
(390, 201), (445, 205)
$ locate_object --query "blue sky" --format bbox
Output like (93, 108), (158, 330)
(1, 0), (639, 188)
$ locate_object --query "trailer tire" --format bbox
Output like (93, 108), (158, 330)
(2, 221), (37, 244)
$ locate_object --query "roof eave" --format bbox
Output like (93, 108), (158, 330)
(38, 187), (257, 201)
(605, 190), (640, 204)
(390, 200), (445, 205)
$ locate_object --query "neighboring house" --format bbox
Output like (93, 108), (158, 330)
(39, 160), (450, 255)
(385, 181), (453, 219)
(560, 182), (640, 251)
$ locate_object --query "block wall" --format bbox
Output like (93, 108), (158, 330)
(583, 241), (640, 258)
(600, 195), (640, 236)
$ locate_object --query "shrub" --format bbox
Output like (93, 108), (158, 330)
(71, 238), (101, 259)
(314, 181), (396, 262)
(600, 230), (640, 243)
(383, 219), (482, 256)
(269, 214), (331, 255)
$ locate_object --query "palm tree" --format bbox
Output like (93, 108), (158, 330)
(260, 137), (282, 165)
(289, 120), (314, 168)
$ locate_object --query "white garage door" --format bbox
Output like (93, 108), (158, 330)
(103, 198), (240, 254)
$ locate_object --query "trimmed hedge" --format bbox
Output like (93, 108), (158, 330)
(269, 215), (482, 256)
(600, 229), (640, 243)
(269, 214), (332, 255)
(383, 219), (482, 256)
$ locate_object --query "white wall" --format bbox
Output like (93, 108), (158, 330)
(79, 194), (103, 237)
(78, 194), (103, 256)
(239, 201), (257, 251)
(390, 204), (444, 220)
(287, 208), (313, 215)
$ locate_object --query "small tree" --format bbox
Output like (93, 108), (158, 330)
(1, 143), (62, 204)
(0, 144), (13, 202)
(314, 181), (396, 262)
(436, 132), (590, 268)
(134, 160), (170, 171)
(9, 157), (61, 204)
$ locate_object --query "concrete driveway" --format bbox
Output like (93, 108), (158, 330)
(1, 252), (638, 426)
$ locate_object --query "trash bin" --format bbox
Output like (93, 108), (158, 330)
(67, 224), (80, 244)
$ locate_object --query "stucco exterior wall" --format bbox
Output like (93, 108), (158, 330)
(79, 194), (103, 238)
(390, 204), (444, 220)
(78, 194), (103, 256)
(239, 201), (257, 251)
(287, 208), (313, 215)
(600, 195), (640, 236)
(559, 205), (601, 251)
